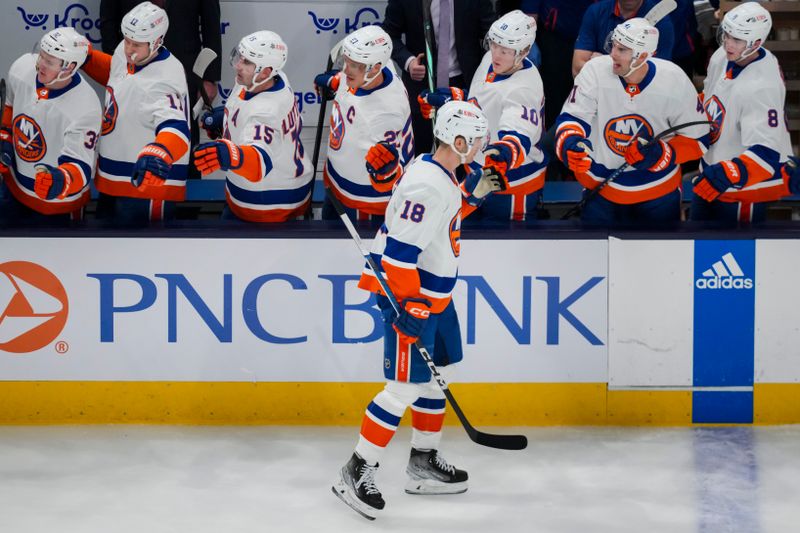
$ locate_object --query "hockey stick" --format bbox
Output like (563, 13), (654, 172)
(191, 48), (218, 120)
(421, 0), (438, 151)
(643, 0), (678, 25)
(0, 79), (8, 171)
(326, 188), (527, 451)
(560, 119), (713, 220)
(306, 40), (345, 218)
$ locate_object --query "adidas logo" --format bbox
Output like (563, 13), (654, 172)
(695, 252), (753, 290)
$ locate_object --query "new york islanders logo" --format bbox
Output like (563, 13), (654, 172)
(704, 96), (725, 145)
(604, 114), (654, 157)
(449, 212), (461, 257)
(102, 86), (119, 136)
(0, 261), (68, 354)
(329, 101), (345, 151)
(12, 114), (46, 163)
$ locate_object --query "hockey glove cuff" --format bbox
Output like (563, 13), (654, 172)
(693, 159), (748, 202)
(624, 138), (674, 172)
(314, 70), (341, 101)
(393, 297), (432, 345)
(417, 87), (465, 120)
(462, 167), (508, 206)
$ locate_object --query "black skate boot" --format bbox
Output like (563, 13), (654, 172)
(405, 448), (468, 495)
(332, 453), (385, 520)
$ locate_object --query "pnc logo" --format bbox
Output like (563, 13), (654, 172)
(0, 261), (68, 353)
(704, 96), (725, 145)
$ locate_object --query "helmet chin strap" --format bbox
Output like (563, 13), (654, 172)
(246, 68), (275, 93)
(733, 44), (760, 63)
(362, 63), (382, 87)
(620, 54), (647, 79)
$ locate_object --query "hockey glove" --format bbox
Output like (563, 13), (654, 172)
(557, 134), (593, 174)
(33, 164), (69, 200)
(692, 159), (748, 202)
(366, 141), (401, 192)
(462, 166), (508, 207)
(623, 138), (674, 172)
(417, 87), (465, 120)
(483, 139), (522, 181)
(132, 142), (173, 189)
(782, 157), (800, 195)
(0, 129), (13, 174)
(313, 70), (341, 101)
(193, 139), (244, 175)
(393, 297), (432, 345)
(200, 106), (225, 140)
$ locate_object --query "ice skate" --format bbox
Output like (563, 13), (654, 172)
(405, 448), (468, 495)
(332, 453), (385, 520)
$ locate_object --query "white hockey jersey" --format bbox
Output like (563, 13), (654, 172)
(96, 43), (190, 201)
(702, 47), (793, 203)
(556, 56), (709, 204)
(468, 53), (547, 195)
(359, 154), (462, 313)
(325, 67), (414, 215)
(222, 74), (313, 222)
(3, 53), (101, 215)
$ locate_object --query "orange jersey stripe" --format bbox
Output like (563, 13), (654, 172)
(229, 144), (263, 183)
(3, 173), (89, 214)
(381, 262), (421, 303)
(738, 154), (774, 187)
(719, 182), (790, 203)
(575, 169), (682, 205)
(60, 163), (86, 195)
(82, 49), (112, 86)
(668, 135), (705, 165)
(323, 168), (389, 215)
(225, 189), (309, 222)
(95, 174), (186, 201)
(154, 131), (189, 163)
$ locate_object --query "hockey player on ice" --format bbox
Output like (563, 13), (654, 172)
(690, 1), (793, 224)
(554, 17), (709, 225)
(0, 28), (101, 224)
(332, 100), (505, 520)
(193, 31), (314, 222)
(81, 1), (191, 224)
(313, 25), (415, 222)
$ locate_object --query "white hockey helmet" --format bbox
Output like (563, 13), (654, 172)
(606, 17), (658, 77)
(719, 2), (771, 59)
(38, 27), (90, 69)
(485, 10), (536, 53)
(231, 30), (287, 89)
(434, 101), (489, 163)
(341, 25), (392, 83)
(121, 1), (168, 57)
(610, 17), (659, 58)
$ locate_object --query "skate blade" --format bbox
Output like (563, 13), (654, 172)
(331, 484), (378, 521)
(404, 478), (468, 495)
